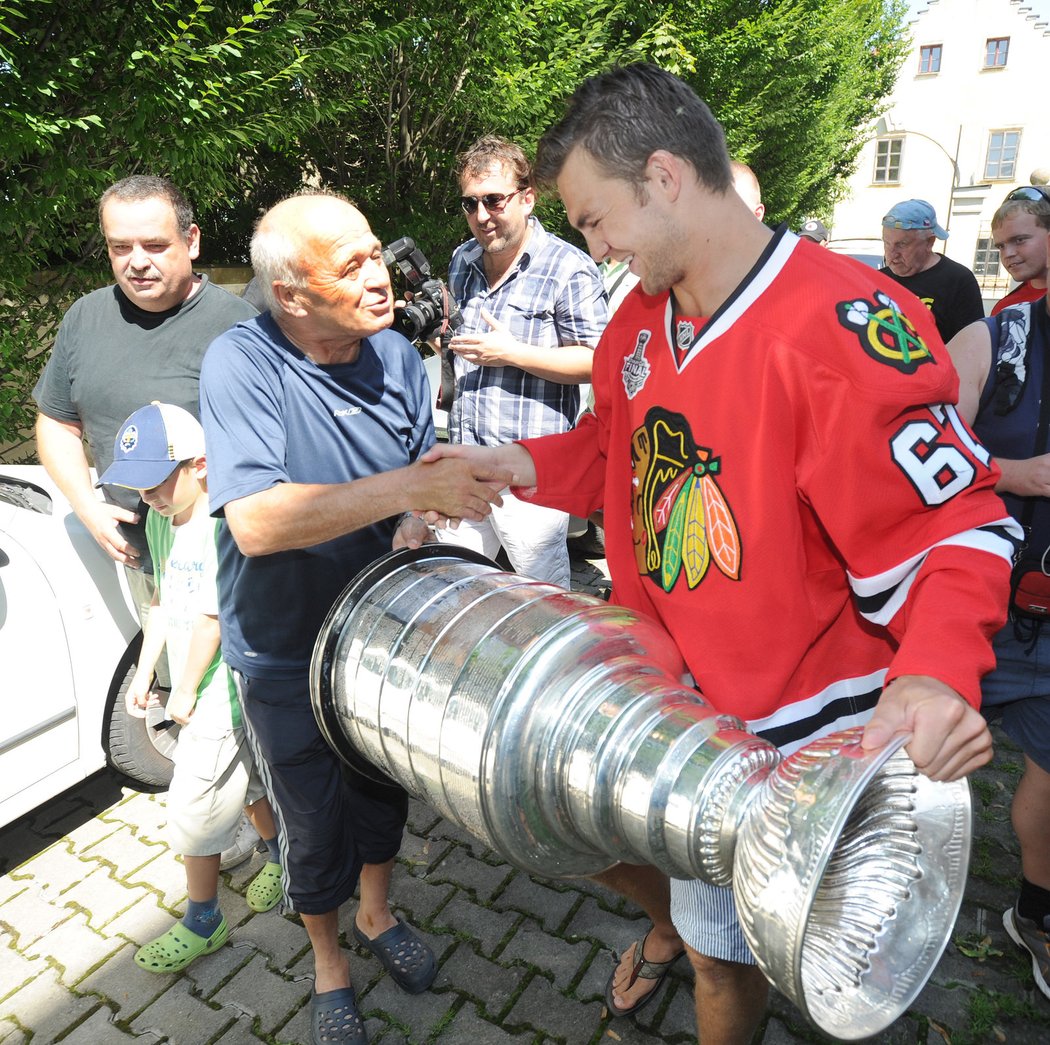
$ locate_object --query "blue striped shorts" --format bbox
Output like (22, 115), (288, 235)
(669, 877), (757, 965)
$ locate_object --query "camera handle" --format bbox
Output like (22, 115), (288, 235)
(436, 330), (457, 413)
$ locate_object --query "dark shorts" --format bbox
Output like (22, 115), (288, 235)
(981, 622), (1050, 773)
(233, 672), (408, 915)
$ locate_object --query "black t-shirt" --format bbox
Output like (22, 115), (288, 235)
(880, 253), (985, 344)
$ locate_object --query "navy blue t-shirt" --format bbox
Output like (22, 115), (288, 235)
(975, 301), (1050, 552)
(200, 313), (435, 678)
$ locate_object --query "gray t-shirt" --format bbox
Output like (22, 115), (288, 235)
(33, 275), (256, 571)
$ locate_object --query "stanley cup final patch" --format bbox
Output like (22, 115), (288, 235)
(622, 329), (653, 399)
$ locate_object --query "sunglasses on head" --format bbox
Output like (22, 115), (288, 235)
(1005, 185), (1050, 205)
(460, 189), (523, 215)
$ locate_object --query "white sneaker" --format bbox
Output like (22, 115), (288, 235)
(220, 813), (261, 870)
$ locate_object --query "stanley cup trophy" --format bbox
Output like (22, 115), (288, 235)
(310, 547), (972, 1041)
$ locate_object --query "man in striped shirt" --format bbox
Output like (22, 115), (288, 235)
(439, 135), (608, 586)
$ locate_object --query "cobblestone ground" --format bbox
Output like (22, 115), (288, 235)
(2, 555), (1049, 1044)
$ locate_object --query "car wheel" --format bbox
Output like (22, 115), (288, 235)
(104, 635), (176, 790)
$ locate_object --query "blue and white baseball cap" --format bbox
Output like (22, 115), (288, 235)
(881, 199), (948, 239)
(99, 401), (205, 491)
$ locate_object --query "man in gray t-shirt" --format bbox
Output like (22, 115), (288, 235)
(33, 175), (255, 748)
(33, 176), (255, 576)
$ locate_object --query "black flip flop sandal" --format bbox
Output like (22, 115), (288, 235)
(604, 929), (685, 1018)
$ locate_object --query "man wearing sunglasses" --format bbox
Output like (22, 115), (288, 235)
(439, 135), (608, 587)
(948, 199), (1050, 1002)
(880, 198), (985, 344)
(990, 185), (1050, 316)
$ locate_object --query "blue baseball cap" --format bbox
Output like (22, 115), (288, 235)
(882, 199), (948, 239)
(99, 401), (205, 491)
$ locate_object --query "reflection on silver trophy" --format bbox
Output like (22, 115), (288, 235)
(311, 547), (972, 1041)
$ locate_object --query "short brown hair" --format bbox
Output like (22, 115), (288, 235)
(98, 176), (195, 236)
(535, 64), (731, 196)
(456, 135), (533, 190)
(991, 196), (1050, 233)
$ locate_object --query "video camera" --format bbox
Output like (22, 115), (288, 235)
(382, 237), (463, 346)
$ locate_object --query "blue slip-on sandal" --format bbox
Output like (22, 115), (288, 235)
(352, 917), (436, 994)
(134, 917), (228, 974)
(312, 986), (367, 1044)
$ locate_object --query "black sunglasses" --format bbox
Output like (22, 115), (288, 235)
(460, 189), (523, 215)
(1005, 185), (1050, 205)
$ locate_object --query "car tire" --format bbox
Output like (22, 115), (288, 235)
(104, 635), (175, 791)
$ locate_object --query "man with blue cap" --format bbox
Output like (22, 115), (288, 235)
(880, 198), (985, 343)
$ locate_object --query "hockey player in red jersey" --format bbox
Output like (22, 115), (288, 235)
(419, 65), (1019, 1042)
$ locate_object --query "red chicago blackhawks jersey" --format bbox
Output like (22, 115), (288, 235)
(991, 280), (1045, 316)
(522, 229), (1017, 751)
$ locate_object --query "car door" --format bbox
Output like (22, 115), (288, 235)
(0, 488), (79, 811)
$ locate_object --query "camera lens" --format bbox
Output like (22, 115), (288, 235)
(394, 299), (439, 341)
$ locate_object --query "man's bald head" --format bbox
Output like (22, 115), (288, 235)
(251, 192), (367, 314)
(730, 161), (764, 221)
(249, 192), (394, 360)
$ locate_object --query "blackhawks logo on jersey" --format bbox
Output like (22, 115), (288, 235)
(836, 291), (934, 374)
(630, 407), (741, 593)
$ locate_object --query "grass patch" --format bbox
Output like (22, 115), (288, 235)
(959, 986), (1043, 1044)
(967, 837), (1020, 886)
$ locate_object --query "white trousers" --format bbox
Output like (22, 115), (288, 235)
(437, 488), (571, 589)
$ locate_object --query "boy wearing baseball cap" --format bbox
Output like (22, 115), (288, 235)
(100, 402), (283, 972)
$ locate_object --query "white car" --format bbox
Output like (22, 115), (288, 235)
(423, 352), (449, 442)
(0, 466), (172, 829)
(828, 238), (885, 270)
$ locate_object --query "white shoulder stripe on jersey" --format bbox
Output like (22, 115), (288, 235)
(747, 668), (887, 742)
(847, 517), (1021, 626)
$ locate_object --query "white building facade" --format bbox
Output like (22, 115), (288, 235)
(829, 0), (1050, 309)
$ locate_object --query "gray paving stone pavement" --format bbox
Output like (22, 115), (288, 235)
(2, 554), (1049, 1043)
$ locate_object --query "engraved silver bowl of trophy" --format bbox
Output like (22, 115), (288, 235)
(310, 547), (971, 1041)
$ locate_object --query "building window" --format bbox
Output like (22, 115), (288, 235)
(919, 44), (942, 74)
(974, 231), (1009, 291)
(973, 236), (1001, 278)
(985, 130), (1020, 180)
(985, 37), (1009, 67)
(873, 138), (903, 184)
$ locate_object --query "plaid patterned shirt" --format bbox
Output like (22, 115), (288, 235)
(447, 217), (608, 446)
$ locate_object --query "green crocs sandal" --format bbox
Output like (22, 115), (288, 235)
(134, 917), (229, 974)
(246, 861), (283, 913)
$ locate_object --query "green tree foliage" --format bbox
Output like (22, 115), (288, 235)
(678, 0), (908, 224)
(0, 0), (907, 454)
(0, 0), (397, 455)
(218, 0), (907, 273)
(289, 0), (704, 262)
